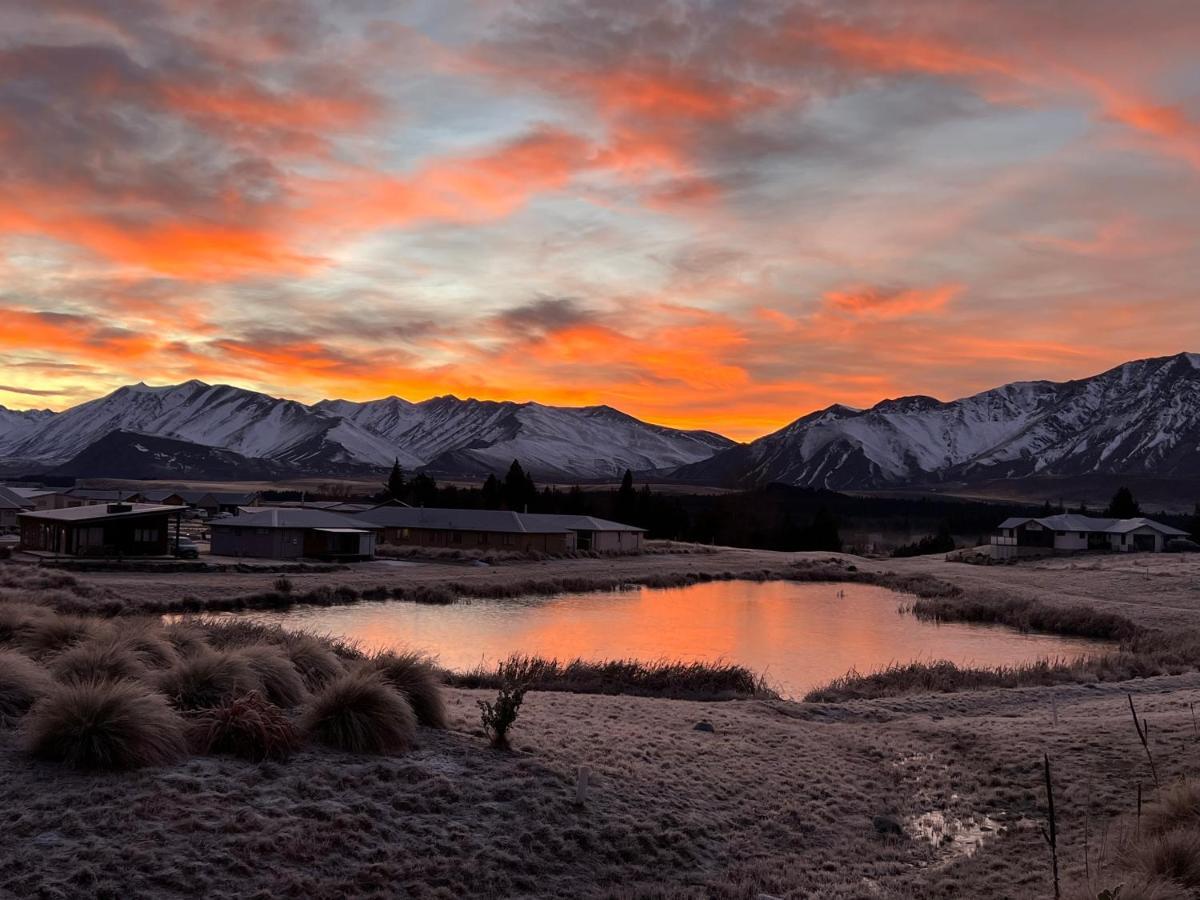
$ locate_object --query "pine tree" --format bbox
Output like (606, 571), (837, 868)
(1106, 486), (1140, 519)
(615, 469), (637, 524)
(503, 460), (536, 511)
(383, 459), (406, 501)
(410, 472), (438, 507)
(481, 474), (501, 509)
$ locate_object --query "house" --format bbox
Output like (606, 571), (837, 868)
(0, 486), (34, 532)
(354, 507), (574, 554)
(209, 508), (377, 561)
(355, 507), (646, 553)
(143, 490), (259, 516)
(992, 514), (1189, 558)
(6, 486), (67, 511)
(520, 514), (646, 552)
(60, 488), (146, 508)
(18, 503), (184, 557)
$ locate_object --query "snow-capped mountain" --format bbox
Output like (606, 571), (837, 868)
(0, 381), (733, 479)
(676, 353), (1200, 489)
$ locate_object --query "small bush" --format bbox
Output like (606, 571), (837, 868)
(19, 614), (106, 659)
(23, 679), (188, 770)
(117, 628), (180, 669)
(234, 646), (307, 708)
(161, 622), (209, 657)
(273, 576), (294, 594)
(51, 639), (148, 685)
(301, 669), (416, 754)
(0, 650), (52, 725)
(1125, 828), (1200, 887)
(155, 649), (261, 710)
(365, 651), (447, 728)
(191, 691), (301, 762)
(282, 636), (345, 692)
(478, 666), (528, 751)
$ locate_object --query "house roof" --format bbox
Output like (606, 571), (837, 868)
(998, 514), (1188, 536)
(354, 507), (571, 534)
(211, 508), (377, 530)
(141, 490), (184, 502)
(18, 503), (183, 522)
(520, 513), (646, 533)
(8, 487), (58, 500)
(64, 488), (142, 501)
(0, 486), (34, 510)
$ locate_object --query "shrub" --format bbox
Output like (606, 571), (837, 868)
(51, 639), (148, 685)
(191, 691), (301, 762)
(0, 604), (44, 647)
(0, 650), (52, 725)
(23, 679), (188, 770)
(365, 651), (447, 728)
(282, 636), (344, 692)
(301, 669), (416, 754)
(19, 614), (106, 659)
(234, 645), (307, 709)
(155, 649), (261, 710)
(1125, 828), (1200, 887)
(117, 627), (180, 669)
(477, 668), (528, 751)
(273, 576), (294, 594)
(161, 622), (209, 657)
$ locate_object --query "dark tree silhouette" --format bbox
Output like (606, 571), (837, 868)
(1106, 486), (1140, 519)
(1190, 502), (1200, 542)
(502, 460), (537, 512)
(615, 469), (637, 524)
(806, 505), (842, 552)
(410, 472), (438, 507)
(383, 459), (406, 501)
(481, 474), (501, 510)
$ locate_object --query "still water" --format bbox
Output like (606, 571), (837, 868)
(210, 580), (1109, 697)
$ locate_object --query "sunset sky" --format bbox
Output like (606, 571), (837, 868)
(1, 1), (1198, 440)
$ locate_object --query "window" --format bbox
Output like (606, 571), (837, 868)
(502, 534), (514, 546)
(478, 532), (488, 545)
(133, 528), (158, 543)
(401, 528), (410, 538)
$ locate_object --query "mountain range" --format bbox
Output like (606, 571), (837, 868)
(1, 353), (1197, 487)
(677, 352), (1200, 490)
(0, 380), (733, 480)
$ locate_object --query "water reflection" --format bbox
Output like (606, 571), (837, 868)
(207, 580), (1110, 697)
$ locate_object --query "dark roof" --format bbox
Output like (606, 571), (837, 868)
(998, 514), (1188, 536)
(141, 490), (185, 502)
(0, 486), (34, 510)
(64, 488), (142, 501)
(354, 507), (571, 535)
(18, 503), (182, 523)
(520, 513), (645, 533)
(210, 508), (375, 530)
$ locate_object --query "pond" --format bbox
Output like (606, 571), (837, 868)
(202, 580), (1111, 698)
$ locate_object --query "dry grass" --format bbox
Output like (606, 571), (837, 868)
(447, 654), (775, 700)
(301, 669), (417, 754)
(910, 594), (1138, 641)
(17, 613), (107, 659)
(280, 634), (346, 692)
(51, 638), (149, 685)
(155, 649), (261, 710)
(190, 691), (301, 762)
(364, 650), (448, 728)
(234, 645), (308, 708)
(23, 679), (188, 770)
(0, 649), (52, 725)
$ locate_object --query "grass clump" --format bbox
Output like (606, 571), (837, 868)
(911, 594), (1138, 641)
(448, 654), (774, 701)
(301, 669), (416, 754)
(191, 691), (301, 762)
(0, 650), (52, 725)
(155, 649), (261, 710)
(23, 679), (187, 770)
(51, 639), (148, 686)
(364, 651), (447, 728)
(281, 635), (345, 692)
(18, 614), (107, 659)
(234, 646), (307, 708)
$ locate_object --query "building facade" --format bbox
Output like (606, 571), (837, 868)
(18, 503), (183, 557)
(992, 514), (1188, 559)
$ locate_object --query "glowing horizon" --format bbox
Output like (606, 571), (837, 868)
(2, 2), (1198, 442)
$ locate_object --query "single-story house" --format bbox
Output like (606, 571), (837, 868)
(143, 490), (259, 516)
(6, 487), (67, 511)
(60, 488), (146, 508)
(992, 514), (1189, 558)
(355, 507), (574, 554)
(520, 514), (646, 552)
(209, 508), (377, 561)
(0, 486), (34, 531)
(355, 507), (646, 553)
(18, 503), (184, 557)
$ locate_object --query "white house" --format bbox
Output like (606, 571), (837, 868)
(992, 513), (1189, 558)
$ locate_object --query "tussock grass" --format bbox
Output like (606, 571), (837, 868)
(301, 669), (416, 754)
(364, 651), (447, 728)
(23, 679), (188, 770)
(161, 622), (209, 657)
(0, 649), (52, 725)
(191, 691), (301, 762)
(280, 635), (345, 692)
(447, 654), (775, 700)
(910, 594), (1137, 641)
(803, 658), (1098, 702)
(234, 645), (307, 708)
(1126, 829), (1200, 887)
(18, 614), (108, 659)
(116, 628), (180, 670)
(51, 639), (148, 685)
(155, 649), (261, 710)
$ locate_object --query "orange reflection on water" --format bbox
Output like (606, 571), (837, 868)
(223, 580), (1110, 697)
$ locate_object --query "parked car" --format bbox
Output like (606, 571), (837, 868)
(173, 539), (201, 559)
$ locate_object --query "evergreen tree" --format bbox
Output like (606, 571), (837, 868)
(1106, 486), (1140, 519)
(615, 469), (637, 524)
(481, 474), (501, 509)
(410, 472), (438, 507)
(502, 460), (536, 511)
(383, 459), (406, 501)
(565, 484), (585, 514)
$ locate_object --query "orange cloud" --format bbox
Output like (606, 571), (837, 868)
(824, 284), (961, 319)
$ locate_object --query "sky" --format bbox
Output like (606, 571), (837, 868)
(1, 0), (1198, 441)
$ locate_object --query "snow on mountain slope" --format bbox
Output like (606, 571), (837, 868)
(0, 381), (732, 478)
(0, 405), (54, 445)
(677, 353), (1200, 489)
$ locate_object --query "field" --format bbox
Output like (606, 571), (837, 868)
(3, 549), (1200, 897)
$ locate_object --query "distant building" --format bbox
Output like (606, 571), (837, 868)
(992, 514), (1189, 558)
(355, 507), (645, 553)
(209, 508), (377, 561)
(0, 486), (34, 531)
(18, 503), (184, 557)
(142, 490), (259, 516)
